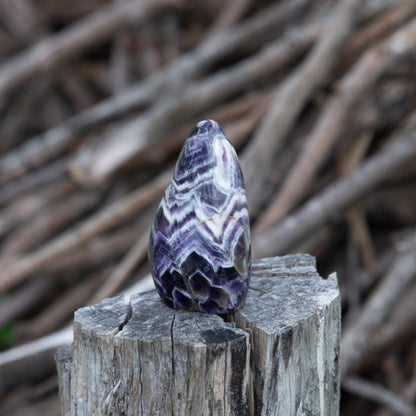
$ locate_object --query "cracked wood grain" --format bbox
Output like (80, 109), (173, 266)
(57, 255), (340, 415)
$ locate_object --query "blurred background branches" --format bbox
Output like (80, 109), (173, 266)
(0, 0), (416, 414)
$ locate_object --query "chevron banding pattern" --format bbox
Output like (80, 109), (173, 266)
(148, 119), (251, 313)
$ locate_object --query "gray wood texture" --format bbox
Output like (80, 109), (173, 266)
(56, 344), (72, 416)
(56, 254), (340, 415)
(235, 255), (340, 415)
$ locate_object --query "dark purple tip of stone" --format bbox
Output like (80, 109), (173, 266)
(189, 119), (226, 140)
(148, 119), (251, 314)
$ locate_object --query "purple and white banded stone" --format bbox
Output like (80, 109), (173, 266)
(148, 119), (251, 314)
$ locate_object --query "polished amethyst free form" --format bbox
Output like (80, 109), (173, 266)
(148, 120), (251, 314)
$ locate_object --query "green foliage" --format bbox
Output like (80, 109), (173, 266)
(0, 323), (15, 350)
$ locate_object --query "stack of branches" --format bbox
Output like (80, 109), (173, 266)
(0, 0), (416, 415)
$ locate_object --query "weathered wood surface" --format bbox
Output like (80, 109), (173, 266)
(56, 344), (72, 416)
(235, 255), (340, 415)
(56, 254), (340, 416)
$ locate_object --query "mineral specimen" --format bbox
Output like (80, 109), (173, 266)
(148, 119), (251, 314)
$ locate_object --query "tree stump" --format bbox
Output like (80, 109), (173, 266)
(56, 254), (340, 416)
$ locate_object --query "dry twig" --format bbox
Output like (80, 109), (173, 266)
(339, 0), (416, 70)
(0, 276), (154, 391)
(0, 278), (56, 328)
(89, 231), (149, 304)
(69, 23), (321, 184)
(17, 270), (106, 340)
(241, 0), (361, 217)
(0, 0), (305, 186)
(0, 158), (69, 206)
(43, 223), (145, 275)
(1, 191), (99, 256)
(343, 376), (416, 416)
(255, 16), (416, 232)
(0, 171), (169, 293)
(254, 129), (416, 257)
(0, 0), (177, 100)
(1, 2), (416, 413)
(341, 133), (378, 278)
(341, 232), (416, 376)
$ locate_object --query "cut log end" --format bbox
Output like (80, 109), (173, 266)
(56, 254), (340, 416)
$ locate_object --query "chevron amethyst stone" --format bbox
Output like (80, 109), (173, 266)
(148, 119), (251, 314)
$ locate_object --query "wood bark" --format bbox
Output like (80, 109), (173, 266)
(56, 255), (340, 415)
